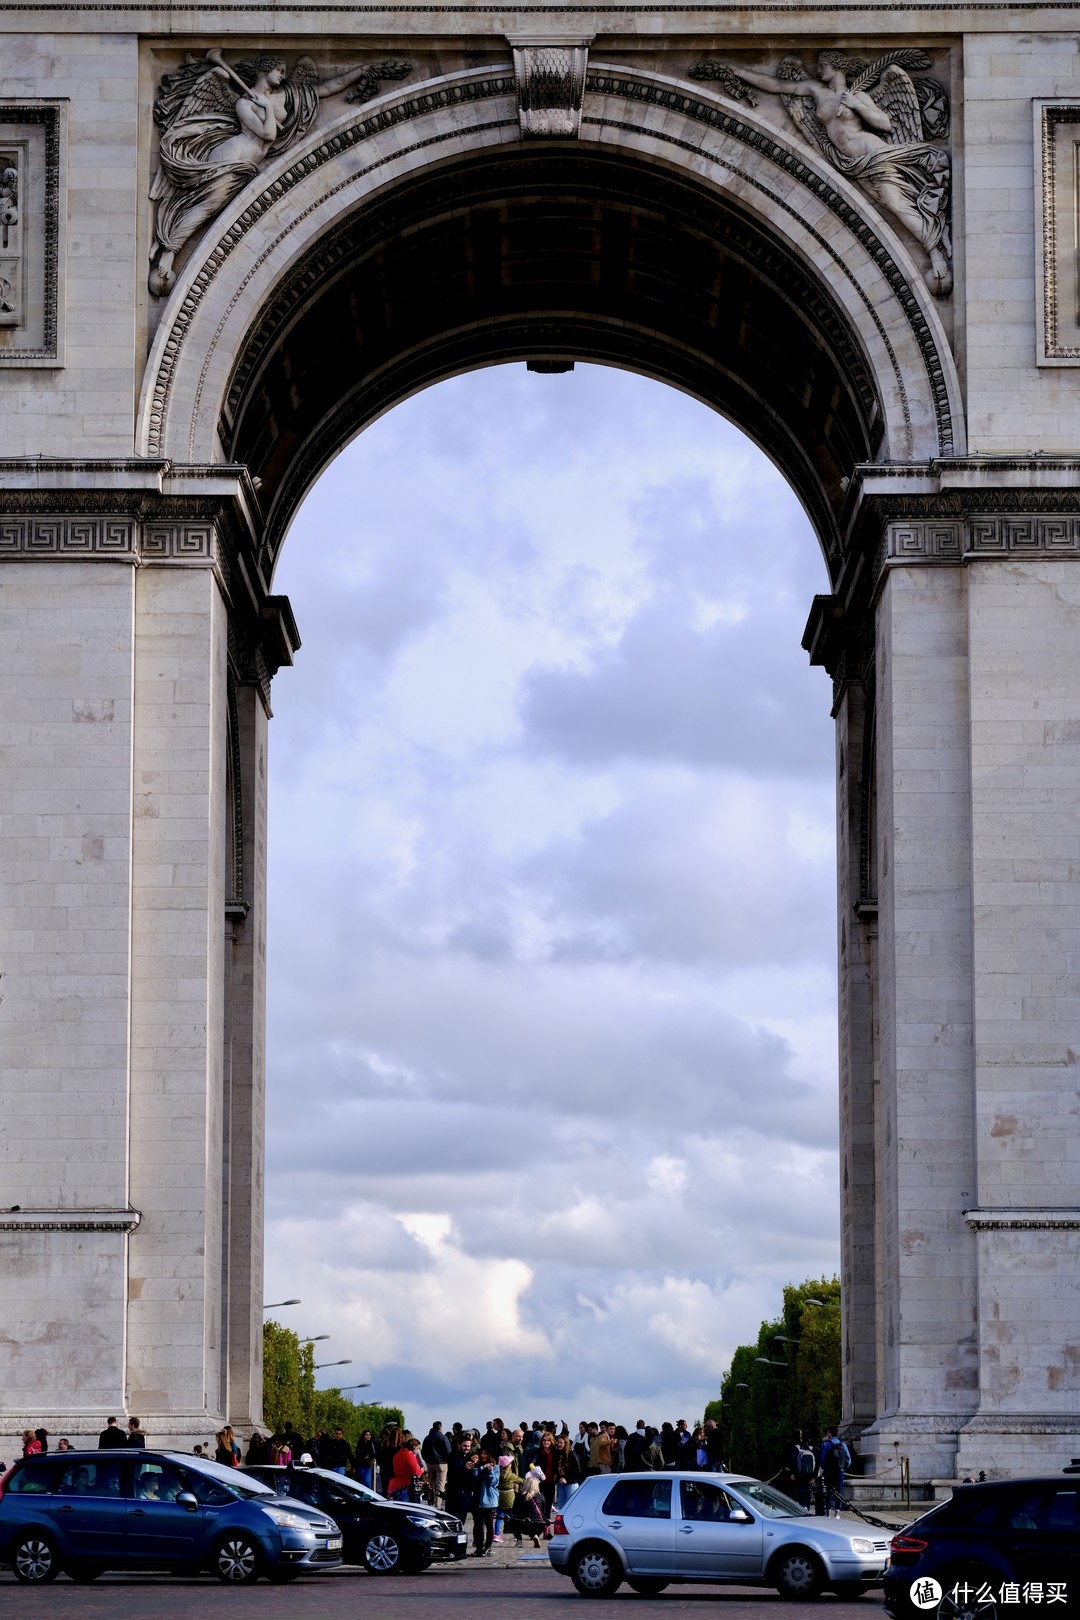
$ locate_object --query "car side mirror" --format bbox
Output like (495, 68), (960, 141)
(729, 1508), (752, 1524)
(176, 1492), (199, 1512)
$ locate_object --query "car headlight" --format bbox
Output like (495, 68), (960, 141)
(849, 1537), (875, 1555)
(261, 1506), (312, 1530)
(406, 1515), (435, 1529)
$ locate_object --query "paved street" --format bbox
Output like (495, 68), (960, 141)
(0, 1559), (889, 1619)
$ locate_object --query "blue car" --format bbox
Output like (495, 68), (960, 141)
(0, 1449), (343, 1584)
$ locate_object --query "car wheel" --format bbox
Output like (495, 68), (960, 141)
(364, 1532), (403, 1574)
(11, 1533), (61, 1584)
(570, 1543), (623, 1598)
(934, 1568), (1000, 1620)
(214, 1533), (262, 1584)
(627, 1577), (670, 1595)
(66, 1563), (105, 1583)
(772, 1545), (825, 1601)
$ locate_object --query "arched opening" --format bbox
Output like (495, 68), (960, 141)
(221, 145), (884, 576)
(263, 361), (840, 1420)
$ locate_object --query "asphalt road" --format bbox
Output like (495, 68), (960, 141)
(0, 1560), (891, 1620)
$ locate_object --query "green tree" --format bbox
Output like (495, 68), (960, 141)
(714, 1275), (842, 1481)
(261, 1320), (404, 1445)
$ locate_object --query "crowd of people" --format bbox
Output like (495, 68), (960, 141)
(13, 1412), (859, 1555)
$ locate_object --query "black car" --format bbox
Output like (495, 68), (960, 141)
(883, 1474), (1080, 1619)
(241, 1465), (468, 1573)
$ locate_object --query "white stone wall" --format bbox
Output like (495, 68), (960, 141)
(126, 565), (228, 1420)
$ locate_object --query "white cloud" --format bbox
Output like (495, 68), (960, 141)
(264, 364), (839, 1429)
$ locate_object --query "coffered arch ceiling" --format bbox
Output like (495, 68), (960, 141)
(220, 144), (887, 585)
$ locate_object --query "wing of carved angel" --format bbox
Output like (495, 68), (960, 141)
(868, 64), (925, 148)
(153, 56), (240, 135)
(775, 58), (839, 166)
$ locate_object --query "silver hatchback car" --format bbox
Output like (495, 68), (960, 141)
(548, 1472), (890, 1599)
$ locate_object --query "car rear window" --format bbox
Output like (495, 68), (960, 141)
(602, 1479), (672, 1519)
(6, 1460), (54, 1494)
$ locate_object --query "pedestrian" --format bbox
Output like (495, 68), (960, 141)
(270, 1431), (293, 1466)
(215, 1428), (238, 1466)
(389, 1433), (425, 1501)
(56, 1438), (72, 1453)
(785, 1430), (817, 1508)
(97, 1415), (128, 1449)
(704, 1418), (724, 1472)
(496, 1449), (521, 1543)
(377, 1424), (400, 1496)
(514, 1469), (546, 1547)
(819, 1427), (850, 1517)
(324, 1426), (353, 1475)
(640, 1426), (665, 1470)
(245, 1430), (271, 1464)
(472, 1449), (499, 1556)
(552, 1433), (581, 1508)
(126, 1417), (146, 1448)
(353, 1427), (377, 1489)
(20, 1429), (40, 1458)
(422, 1421), (452, 1504)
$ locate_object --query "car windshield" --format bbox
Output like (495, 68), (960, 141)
(728, 1479), (807, 1519)
(184, 1455), (274, 1498)
(306, 1469), (385, 1504)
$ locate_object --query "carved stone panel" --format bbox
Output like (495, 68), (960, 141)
(0, 105), (64, 365)
(512, 45), (589, 138)
(1034, 102), (1080, 364)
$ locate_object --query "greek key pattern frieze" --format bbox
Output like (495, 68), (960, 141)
(140, 523), (215, 561)
(886, 515), (1080, 562)
(0, 516), (135, 556)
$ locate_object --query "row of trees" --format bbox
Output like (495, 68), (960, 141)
(262, 1320), (403, 1447)
(712, 1276), (842, 1480)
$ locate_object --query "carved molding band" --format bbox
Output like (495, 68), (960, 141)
(887, 515), (1080, 561)
(512, 45), (589, 138)
(965, 1208), (1080, 1231)
(0, 516), (214, 562)
(0, 1208), (142, 1233)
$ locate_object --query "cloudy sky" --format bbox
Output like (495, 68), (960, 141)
(263, 362), (841, 1431)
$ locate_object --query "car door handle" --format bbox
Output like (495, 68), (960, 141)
(607, 1520), (622, 1528)
(58, 1505), (74, 1513)
(678, 1525), (694, 1534)
(130, 1509), (146, 1516)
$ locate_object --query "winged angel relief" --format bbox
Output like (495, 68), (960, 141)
(148, 50), (410, 295)
(691, 50), (953, 297)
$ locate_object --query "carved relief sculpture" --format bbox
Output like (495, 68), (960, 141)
(0, 150), (20, 323)
(149, 50), (411, 295)
(692, 49), (952, 297)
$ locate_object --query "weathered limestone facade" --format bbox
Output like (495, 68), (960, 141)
(1, 5), (1077, 1475)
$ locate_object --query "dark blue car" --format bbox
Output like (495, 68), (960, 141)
(0, 1449), (343, 1584)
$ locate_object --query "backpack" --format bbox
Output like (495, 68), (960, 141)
(796, 1446), (815, 1479)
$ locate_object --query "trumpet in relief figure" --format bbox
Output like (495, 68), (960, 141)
(149, 50), (411, 296)
(692, 49), (953, 297)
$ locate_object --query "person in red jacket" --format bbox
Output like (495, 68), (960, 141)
(390, 1433), (425, 1500)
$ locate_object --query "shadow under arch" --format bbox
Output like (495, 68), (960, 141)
(139, 64), (964, 587)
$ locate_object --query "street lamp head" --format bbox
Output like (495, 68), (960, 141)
(299, 1334), (330, 1342)
(314, 1359), (352, 1370)
(262, 1298), (301, 1309)
(806, 1298), (840, 1309)
(772, 1334), (801, 1344)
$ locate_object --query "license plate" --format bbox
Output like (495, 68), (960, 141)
(457, 1534), (467, 1544)
(325, 1537), (342, 1550)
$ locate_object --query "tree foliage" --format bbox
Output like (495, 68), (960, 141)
(716, 1276), (841, 1480)
(261, 1320), (403, 1445)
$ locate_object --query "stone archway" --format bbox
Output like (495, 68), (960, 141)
(3, 35), (1079, 1481)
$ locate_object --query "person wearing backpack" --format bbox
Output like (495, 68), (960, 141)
(818, 1427), (851, 1517)
(785, 1429), (817, 1508)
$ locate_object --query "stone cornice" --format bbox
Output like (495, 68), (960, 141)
(965, 1208), (1080, 1230)
(0, 1209), (142, 1233)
